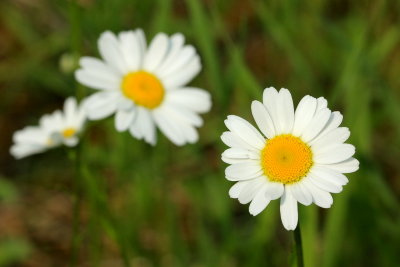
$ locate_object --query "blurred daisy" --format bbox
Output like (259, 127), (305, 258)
(221, 87), (359, 230)
(10, 97), (86, 159)
(75, 29), (211, 146)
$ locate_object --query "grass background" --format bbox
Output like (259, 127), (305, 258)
(1, 0), (400, 266)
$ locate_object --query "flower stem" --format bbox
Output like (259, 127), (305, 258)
(69, 147), (82, 267)
(294, 222), (304, 267)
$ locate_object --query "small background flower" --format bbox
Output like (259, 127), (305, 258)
(1, 0), (400, 266)
(76, 29), (211, 146)
(10, 97), (86, 159)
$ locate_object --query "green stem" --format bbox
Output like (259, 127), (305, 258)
(294, 222), (304, 267)
(69, 148), (82, 267)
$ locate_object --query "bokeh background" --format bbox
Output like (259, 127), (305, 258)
(1, 0), (400, 266)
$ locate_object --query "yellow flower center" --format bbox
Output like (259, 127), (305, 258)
(62, 128), (76, 138)
(121, 71), (165, 109)
(261, 134), (313, 184)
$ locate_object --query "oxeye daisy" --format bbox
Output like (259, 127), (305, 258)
(10, 97), (86, 159)
(221, 87), (359, 230)
(75, 29), (211, 146)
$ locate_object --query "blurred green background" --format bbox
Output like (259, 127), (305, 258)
(1, 0), (400, 266)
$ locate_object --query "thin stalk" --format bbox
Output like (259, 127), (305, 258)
(69, 147), (82, 267)
(294, 223), (304, 267)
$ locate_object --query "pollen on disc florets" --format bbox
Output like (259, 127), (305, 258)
(121, 71), (165, 109)
(261, 134), (313, 184)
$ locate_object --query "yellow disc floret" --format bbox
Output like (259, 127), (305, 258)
(121, 71), (165, 109)
(62, 128), (76, 138)
(261, 134), (313, 184)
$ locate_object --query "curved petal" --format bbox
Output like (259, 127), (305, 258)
(166, 87), (211, 113)
(225, 162), (263, 181)
(263, 87), (279, 133)
(115, 108), (136, 132)
(83, 91), (119, 120)
(318, 158), (359, 173)
(143, 33), (169, 72)
(249, 184), (271, 216)
(238, 177), (265, 204)
(314, 143), (356, 164)
(251, 100), (275, 139)
(224, 115), (266, 150)
(98, 31), (127, 74)
(118, 31), (141, 71)
(302, 177), (333, 208)
(277, 88), (294, 134)
(301, 108), (331, 142)
(292, 96), (317, 136)
(310, 127), (350, 152)
(280, 187), (298, 230)
(162, 56), (201, 88)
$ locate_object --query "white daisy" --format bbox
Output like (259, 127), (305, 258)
(10, 97), (86, 159)
(221, 87), (359, 230)
(75, 29), (211, 146)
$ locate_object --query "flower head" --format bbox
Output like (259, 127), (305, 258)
(221, 87), (359, 230)
(10, 97), (86, 159)
(75, 29), (211, 146)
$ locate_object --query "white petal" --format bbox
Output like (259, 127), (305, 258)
(317, 111), (343, 138)
(135, 29), (147, 56)
(319, 158), (359, 173)
(263, 87), (279, 132)
(158, 45), (196, 79)
(288, 182), (312, 206)
(311, 166), (349, 186)
(75, 68), (120, 91)
(224, 115), (265, 150)
(63, 137), (79, 147)
(225, 162), (263, 181)
(10, 144), (47, 159)
(222, 156), (256, 165)
(64, 97), (77, 120)
(143, 33), (169, 72)
(301, 108), (331, 142)
(155, 33), (185, 75)
(118, 31), (141, 71)
(152, 108), (185, 146)
(308, 171), (342, 193)
(316, 97), (328, 111)
(301, 177), (333, 208)
(115, 108), (135, 132)
(162, 56), (201, 88)
(138, 108), (157, 145)
(220, 131), (257, 151)
(98, 31), (127, 74)
(76, 56), (121, 90)
(264, 181), (285, 200)
(277, 88), (294, 134)
(280, 187), (298, 231)
(238, 177), (265, 204)
(249, 184), (271, 216)
(251, 101), (275, 139)
(83, 91), (119, 120)
(229, 181), (249, 198)
(314, 143), (355, 164)
(222, 148), (260, 160)
(292, 96), (317, 136)
(166, 87), (211, 113)
(310, 127), (350, 151)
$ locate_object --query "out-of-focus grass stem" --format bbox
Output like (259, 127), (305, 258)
(294, 223), (304, 267)
(68, 147), (83, 267)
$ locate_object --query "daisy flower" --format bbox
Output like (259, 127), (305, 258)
(221, 87), (359, 230)
(75, 29), (211, 146)
(10, 97), (86, 159)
